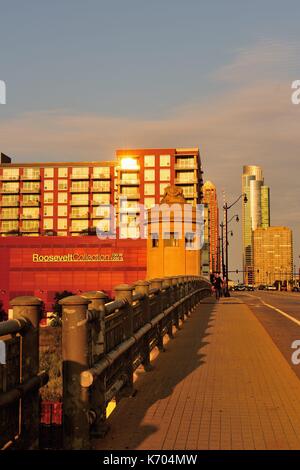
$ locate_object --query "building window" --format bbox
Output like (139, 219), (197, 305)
(2, 168), (19, 180)
(185, 232), (195, 249)
(71, 194), (89, 205)
(58, 205), (68, 217)
(92, 193), (110, 205)
(0, 208), (18, 219)
(160, 168), (170, 181)
(58, 218), (68, 230)
(44, 193), (54, 204)
(71, 181), (89, 192)
(22, 220), (39, 231)
(160, 155), (171, 167)
(144, 169), (155, 181)
(121, 173), (139, 184)
(93, 167), (110, 179)
(22, 168), (40, 179)
(44, 206), (53, 217)
(71, 167), (89, 179)
(2, 182), (19, 193)
(22, 182), (40, 193)
(1, 221), (19, 232)
(92, 181), (110, 192)
(160, 183), (169, 196)
(58, 192), (68, 204)
(58, 167), (68, 178)
(144, 183), (155, 196)
(58, 180), (68, 191)
(144, 155), (155, 167)
(44, 180), (54, 191)
(44, 168), (54, 178)
(71, 207), (89, 218)
(44, 219), (53, 230)
(144, 197), (156, 209)
(151, 233), (159, 248)
(71, 220), (89, 232)
(22, 207), (39, 219)
(1, 195), (19, 206)
(164, 232), (179, 247)
(57, 231), (68, 236)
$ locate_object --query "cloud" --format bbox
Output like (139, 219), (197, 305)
(214, 39), (300, 85)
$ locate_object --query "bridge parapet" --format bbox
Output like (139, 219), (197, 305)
(59, 275), (211, 449)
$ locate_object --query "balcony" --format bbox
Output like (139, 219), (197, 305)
(92, 185), (111, 193)
(175, 163), (195, 170)
(70, 213), (89, 219)
(21, 187), (40, 194)
(0, 175), (20, 181)
(70, 187), (89, 193)
(175, 178), (197, 184)
(70, 200), (89, 206)
(21, 200), (40, 207)
(21, 214), (40, 220)
(0, 214), (19, 220)
(21, 174), (40, 181)
(120, 192), (140, 200)
(1, 187), (19, 194)
(70, 173), (89, 180)
(92, 173), (111, 180)
(0, 201), (19, 207)
(119, 179), (140, 186)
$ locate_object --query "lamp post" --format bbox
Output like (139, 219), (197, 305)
(223, 195), (247, 296)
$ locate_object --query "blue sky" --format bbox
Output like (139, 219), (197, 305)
(1, 0), (300, 273)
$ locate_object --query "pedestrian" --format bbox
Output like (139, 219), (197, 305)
(213, 272), (223, 301)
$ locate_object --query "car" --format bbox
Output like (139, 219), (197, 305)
(292, 287), (300, 292)
(266, 285), (277, 291)
(246, 285), (255, 291)
(258, 284), (265, 290)
(235, 284), (246, 291)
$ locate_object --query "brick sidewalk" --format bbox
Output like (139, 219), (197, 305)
(94, 296), (300, 450)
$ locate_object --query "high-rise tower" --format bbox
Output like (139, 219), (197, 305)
(242, 165), (270, 284)
(203, 181), (219, 273)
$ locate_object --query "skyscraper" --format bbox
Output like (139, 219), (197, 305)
(253, 226), (293, 286)
(203, 181), (219, 273)
(242, 165), (270, 284)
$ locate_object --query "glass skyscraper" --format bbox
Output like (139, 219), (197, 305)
(242, 165), (270, 284)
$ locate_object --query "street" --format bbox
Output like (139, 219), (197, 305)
(233, 291), (300, 379)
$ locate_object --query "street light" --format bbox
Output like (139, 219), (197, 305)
(223, 193), (248, 296)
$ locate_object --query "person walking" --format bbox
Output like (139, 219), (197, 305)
(214, 273), (223, 301)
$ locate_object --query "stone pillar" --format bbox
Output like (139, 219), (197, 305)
(60, 295), (91, 450)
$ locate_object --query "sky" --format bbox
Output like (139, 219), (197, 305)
(1, 0), (300, 276)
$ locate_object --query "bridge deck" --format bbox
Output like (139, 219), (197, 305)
(94, 297), (300, 450)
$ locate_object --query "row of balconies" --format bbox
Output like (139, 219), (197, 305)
(0, 173), (111, 181)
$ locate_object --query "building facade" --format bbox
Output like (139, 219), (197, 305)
(0, 148), (202, 238)
(0, 148), (204, 312)
(253, 226), (293, 286)
(203, 181), (219, 273)
(242, 165), (270, 284)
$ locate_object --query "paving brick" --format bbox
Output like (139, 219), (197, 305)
(94, 297), (300, 450)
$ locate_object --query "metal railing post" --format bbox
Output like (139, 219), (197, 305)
(134, 280), (152, 371)
(60, 295), (91, 450)
(80, 291), (109, 438)
(10, 295), (42, 450)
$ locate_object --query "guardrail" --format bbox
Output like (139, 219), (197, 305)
(0, 296), (48, 450)
(59, 275), (211, 449)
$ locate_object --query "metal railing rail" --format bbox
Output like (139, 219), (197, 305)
(59, 275), (211, 449)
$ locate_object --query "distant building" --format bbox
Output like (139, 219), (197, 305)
(203, 181), (219, 272)
(253, 226), (293, 286)
(201, 203), (210, 278)
(242, 165), (270, 284)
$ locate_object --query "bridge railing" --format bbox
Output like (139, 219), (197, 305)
(59, 275), (211, 449)
(0, 296), (48, 450)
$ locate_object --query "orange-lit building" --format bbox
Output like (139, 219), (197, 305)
(203, 181), (219, 273)
(0, 149), (203, 312)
